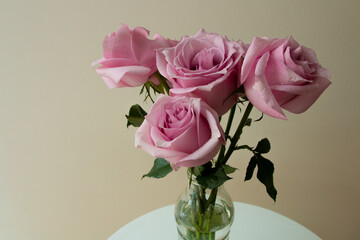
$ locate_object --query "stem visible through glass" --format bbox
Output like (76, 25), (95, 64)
(187, 102), (253, 240)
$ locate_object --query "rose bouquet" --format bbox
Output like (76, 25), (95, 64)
(93, 24), (330, 240)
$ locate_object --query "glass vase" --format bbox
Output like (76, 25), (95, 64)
(174, 176), (234, 240)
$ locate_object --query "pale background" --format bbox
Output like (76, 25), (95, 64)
(1, 0), (359, 239)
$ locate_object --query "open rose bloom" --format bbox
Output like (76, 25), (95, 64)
(241, 37), (331, 120)
(93, 25), (331, 170)
(92, 24), (176, 88)
(156, 29), (245, 116)
(135, 95), (225, 170)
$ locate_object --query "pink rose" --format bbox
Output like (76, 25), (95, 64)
(135, 95), (225, 170)
(156, 29), (245, 116)
(241, 36), (331, 119)
(92, 24), (177, 88)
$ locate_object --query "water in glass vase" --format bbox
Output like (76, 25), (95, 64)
(174, 180), (234, 240)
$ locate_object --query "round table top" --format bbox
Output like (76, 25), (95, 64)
(107, 202), (321, 240)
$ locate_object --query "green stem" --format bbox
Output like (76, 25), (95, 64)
(216, 105), (236, 167)
(221, 102), (253, 166)
(193, 103), (252, 240)
(188, 101), (250, 239)
(208, 231), (215, 240)
(205, 188), (218, 211)
(225, 105), (236, 137)
(206, 203), (215, 231)
(199, 186), (206, 214)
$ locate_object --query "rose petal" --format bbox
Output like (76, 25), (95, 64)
(244, 52), (287, 120)
(241, 37), (286, 84)
(96, 65), (152, 88)
(103, 24), (133, 59)
(279, 77), (331, 113)
(265, 54), (309, 86)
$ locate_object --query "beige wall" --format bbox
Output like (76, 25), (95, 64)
(1, 0), (359, 239)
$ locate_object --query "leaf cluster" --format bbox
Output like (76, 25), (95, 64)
(191, 162), (237, 189)
(141, 158), (238, 191)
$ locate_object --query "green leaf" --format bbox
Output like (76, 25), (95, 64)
(196, 168), (231, 189)
(244, 156), (257, 181)
(256, 155), (277, 201)
(223, 164), (237, 174)
(254, 138), (271, 154)
(126, 104), (147, 127)
(142, 158), (173, 179)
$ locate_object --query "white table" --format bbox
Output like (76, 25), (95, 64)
(107, 202), (321, 240)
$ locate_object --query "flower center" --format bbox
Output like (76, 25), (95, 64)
(190, 48), (222, 71)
